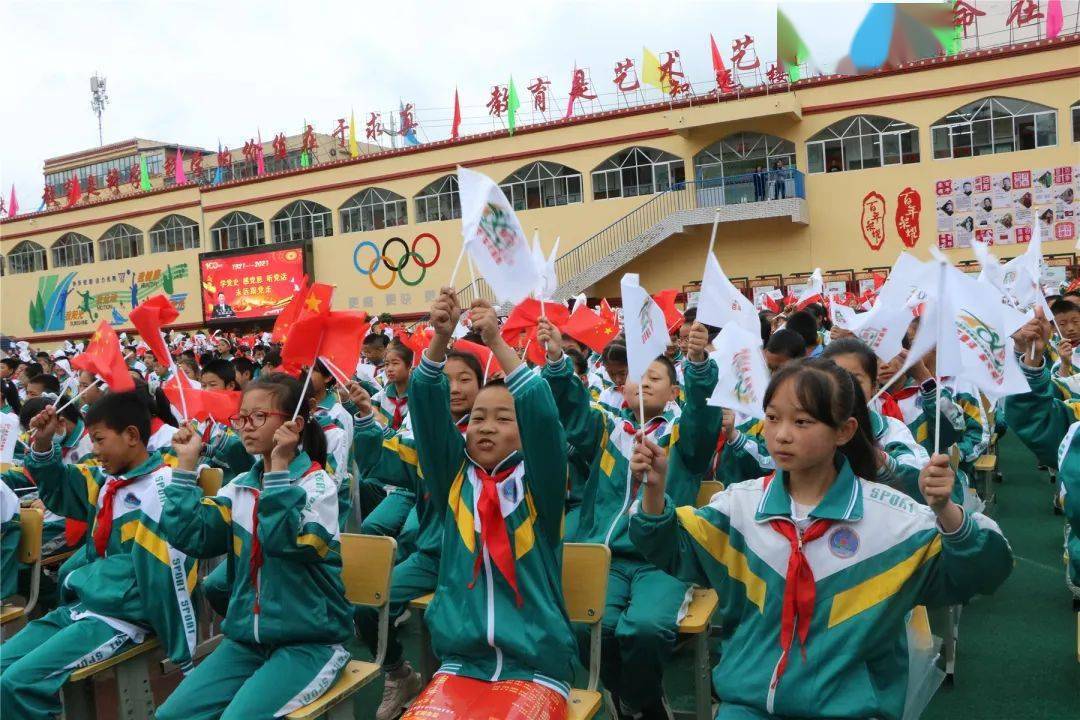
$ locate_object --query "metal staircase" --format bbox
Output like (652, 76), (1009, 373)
(457, 171), (808, 307)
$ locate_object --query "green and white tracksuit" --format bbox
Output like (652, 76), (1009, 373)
(155, 452), (353, 720)
(409, 355), (577, 696)
(314, 393), (355, 530)
(542, 354), (722, 712)
(352, 411), (460, 670)
(1, 450), (198, 720)
(1, 482), (19, 600)
(629, 459), (1013, 720)
(1004, 360), (1080, 588)
(372, 382), (409, 430)
(199, 421), (255, 486)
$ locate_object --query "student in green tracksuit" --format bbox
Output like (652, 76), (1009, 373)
(1005, 314), (1080, 588)
(347, 347), (483, 720)
(311, 360), (355, 529)
(400, 290), (576, 717)
(0, 482), (20, 601)
(630, 357), (1012, 720)
(156, 372), (352, 720)
(1, 393), (199, 720)
(539, 318), (722, 718)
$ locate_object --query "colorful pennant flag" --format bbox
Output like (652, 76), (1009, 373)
(451, 88), (462, 140)
(1048, 0), (1064, 39)
(66, 174), (82, 207)
(777, 7), (812, 81)
(8, 184), (19, 217)
(709, 34), (734, 93)
(174, 148), (187, 185)
(139, 155), (152, 191)
(642, 47), (670, 94)
(507, 77), (521, 136)
(349, 110), (360, 158)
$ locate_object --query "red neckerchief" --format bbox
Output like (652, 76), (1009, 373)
(467, 465), (523, 606)
(388, 396), (407, 430)
(890, 385), (920, 401)
(763, 474), (834, 685)
(92, 460), (164, 557)
(877, 391), (905, 422)
(251, 460), (321, 615)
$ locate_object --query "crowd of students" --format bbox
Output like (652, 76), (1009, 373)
(0, 282), (1077, 720)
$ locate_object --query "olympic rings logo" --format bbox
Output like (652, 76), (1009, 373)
(353, 233), (441, 289)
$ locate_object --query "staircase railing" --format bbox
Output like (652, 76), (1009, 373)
(456, 169), (805, 306)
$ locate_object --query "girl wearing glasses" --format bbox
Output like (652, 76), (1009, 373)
(156, 373), (352, 720)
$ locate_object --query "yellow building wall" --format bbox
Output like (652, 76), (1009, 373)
(2, 39), (1078, 341)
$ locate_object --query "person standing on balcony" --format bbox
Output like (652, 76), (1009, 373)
(753, 165), (766, 202)
(773, 160), (787, 200)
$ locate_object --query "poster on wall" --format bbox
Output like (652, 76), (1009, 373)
(199, 244), (308, 323)
(26, 263), (191, 334)
(936, 166), (1068, 249)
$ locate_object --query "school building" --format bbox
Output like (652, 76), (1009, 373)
(1, 34), (1078, 344)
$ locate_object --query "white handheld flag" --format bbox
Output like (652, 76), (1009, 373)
(620, 274), (670, 383)
(706, 323), (770, 419)
(459, 166), (541, 304)
(531, 233), (560, 300)
(0, 413), (18, 464)
(830, 303), (859, 331)
(697, 253), (760, 334)
(794, 268), (824, 310)
(844, 253), (935, 362)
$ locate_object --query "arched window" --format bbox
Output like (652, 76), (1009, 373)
(1069, 100), (1078, 143)
(499, 161), (583, 210)
(592, 147), (685, 200)
(211, 212), (265, 251)
(931, 97), (1057, 159)
(51, 233), (94, 268)
(8, 241), (46, 274)
(149, 215), (200, 253)
(806, 115), (919, 173)
(696, 133), (797, 181)
(271, 200), (333, 243)
(340, 188), (407, 233)
(99, 224), (144, 261)
(415, 175), (461, 223)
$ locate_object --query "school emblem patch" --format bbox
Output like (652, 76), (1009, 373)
(122, 492), (141, 509)
(828, 527), (859, 559)
(500, 479), (518, 504)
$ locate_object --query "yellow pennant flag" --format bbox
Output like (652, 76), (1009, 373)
(348, 109), (359, 158)
(642, 47), (670, 94)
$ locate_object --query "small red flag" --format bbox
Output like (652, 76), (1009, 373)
(71, 321), (134, 392)
(129, 294), (179, 366)
(562, 304), (620, 354)
(270, 275), (311, 344)
(452, 339), (502, 380)
(316, 312), (370, 383)
(399, 326), (434, 367)
(451, 88), (462, 141)
(163, 372), (242, 424)
(651, 290), (684, 334)
(500, 298), (571, 348)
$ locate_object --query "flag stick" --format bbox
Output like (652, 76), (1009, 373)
(52, 378), (101, 414)
(933, 261), (946, 457)
(467, 252), (477, 289)
(448, 245), (467, 289)
(706, 208), (721, 260)
(293, 328), (327, 422)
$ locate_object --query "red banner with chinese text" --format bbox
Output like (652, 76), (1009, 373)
(200, 248), (306, 322)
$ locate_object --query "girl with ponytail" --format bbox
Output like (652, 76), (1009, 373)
(628, 356), (1012, 720)
(157, 372), (352, 719)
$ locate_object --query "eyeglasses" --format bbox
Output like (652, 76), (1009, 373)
(228, 410), (289, 430)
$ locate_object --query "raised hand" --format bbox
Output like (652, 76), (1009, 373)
(171, 424), (202, 472)
(918, 453), (963, 533)
(269, 419), (303, 473)
(632, 435), (669, 515)
(686, 322), (709, 363)
(29, 405), (59, 452)
(345, 381), (373, 416)
(429, 287), (461, 339)
(470, 299), (501, 346)
(537, 317), (563, 362)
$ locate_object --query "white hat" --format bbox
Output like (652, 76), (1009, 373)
(131, 360), (148, 375)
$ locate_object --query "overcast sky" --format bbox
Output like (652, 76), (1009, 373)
(0, 1), (1010, 209)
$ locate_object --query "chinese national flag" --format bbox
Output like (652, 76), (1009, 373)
(162, 372), (242, 424)
(317, 312), (370, 384)
(128, 294), (179, 366)
(71, 321), (134, 392)
(500, 298), (571, 348)
(651, 289), (684, 334)
(562, 303), (620, 354)
(270, 276), (312, 344)
(399, 326), (434, 367)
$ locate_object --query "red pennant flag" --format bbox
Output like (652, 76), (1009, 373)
(162, 372), (242, 424)
(66, 175), (82, 207)
(872, 272), (887, 290)
(271, 275), (311, 343)
(710, 34), (734, 93)
(651, 289), (684, 334)
(129, 294), (179, 366)
(762, 294), (782, 314)
(451, 88), (462, 140)
(562, 304), (620, 354)
(71, 321), (135, 392)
